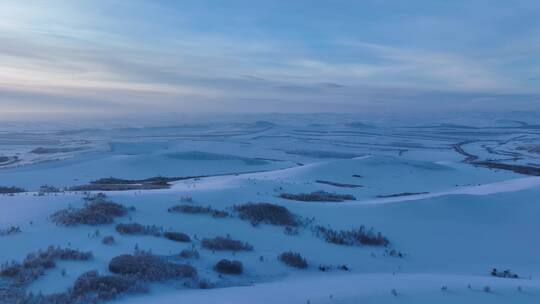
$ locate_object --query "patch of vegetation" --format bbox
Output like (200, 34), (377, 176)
(163, 232), (191, 243)
(108, 250), (196, 281)
(51, 197), (130, 226)
(0, 246), (92, 287)
(38, 185), (62, 194)
(280, 191), (356, 202)
(102, 235), (115, 245)
(376, 192), (428, 198)
(70, 270), (147, 302)
(0, 226), (21, 236)
(314, 225), (389, 246)
(491, 268), (519, 279)
(30, 147), (86, 154)
(278, 251), (308, 269)
(115, 223), (161, 236)
(168, 204), (229, 218)
(0, 186), (25, 194)
(70, 175), (212, 191)
(315, 180), (363, 188)
(179, 248), (200, 259)
(214, 259), (243, 275)
(201, 236), (253, 252)
(234, 202), (299, 226)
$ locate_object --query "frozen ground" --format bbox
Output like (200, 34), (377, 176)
(1, 115), (540, 303)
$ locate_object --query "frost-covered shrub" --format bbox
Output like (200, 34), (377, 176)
(102, 235), (115, 245)
(115, 223), (161, 236)
(164, 232), (191, 243)
(108, 251), (196, 281)
(71, 270), (147, 301)
(0, 186), (25, 194)
(51, 199), (129, 226)
(491, 268), (519, 279)
(179, 248), (200, 259)
(168, 204), (229, 218)
(234, 202), (299, 226)
(314, 225), (389, 246)
(214, 259), (243, 274)
(279, 191), (356, 202)
(0, 226), (21, 236)
(0, 246), (92, 286)
(38, 185), (61, 194)
(278, 251), (308, 269)
(201, 236), (253, 252)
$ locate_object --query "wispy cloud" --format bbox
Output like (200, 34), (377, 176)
(0, 0), (539, 118)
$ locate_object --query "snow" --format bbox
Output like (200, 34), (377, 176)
(1, 118), (540, 303)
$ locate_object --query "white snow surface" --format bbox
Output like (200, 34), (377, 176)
(1, 120), (540, 303)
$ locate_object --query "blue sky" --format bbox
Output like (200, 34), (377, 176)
(0, 0), (539, 118)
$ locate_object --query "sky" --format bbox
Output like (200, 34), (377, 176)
(1, 0), (540, 119)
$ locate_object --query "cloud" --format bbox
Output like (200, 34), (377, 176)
(0, 0), (539, 119)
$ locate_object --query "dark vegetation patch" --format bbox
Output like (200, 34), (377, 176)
(38, 185), (62, 194)
(280, 191), (356, 202)
(0, 226), (21, 236)
(115, 223), (161, 237)
(108, 250), (196, 281)
(69, 176), (190, 191)
(30, 147), (86, 154)
(473, 161), (540, 176)
(376, 192), (428, 198)
(0, 186), (25, 194)
(51, 196), (130, 226)
(234, 202), (299, 226)
(316, 180), (363, 188)
(0, 246), (92, 287)
(179, 248), (200, 259)
(168, 204), (229, 218)
(102, 235), (115, 245)
(491, 268), (519, 279)
(201, 236), (253, 252)
(214, 259), (243, 275)
(70, 270), (147, 302)
(314, 225), (389, 246)
(163, 232), (191, 243)
(278, 251), (308, 269)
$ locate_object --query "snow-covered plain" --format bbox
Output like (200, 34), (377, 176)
(1, 117), (540, 303)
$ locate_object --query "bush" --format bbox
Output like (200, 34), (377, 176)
(164, 232), (191, 242)
(278, 251), (308, 269)
(102, 235), (115, 245)
(51, 198), (129, 226)
(38, 185), (61, 194)
(0, 226), (21, 236)
(491, 268), (519, 279)
(314, 225), (389, 246)
(0, 246), (92, 286)
(108, 251), (196, 281)
(179, 248), (200, 259)
(0, 186), (25, 194)
(214, 259), (243, 274)
(168, 204), (229, 218)
(280, 191), (356, 202)
(234, 202), (299, 226)
(201, 236), (253, 251)
(116, 223), (161, 236)
(71, 270), (147, 301)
